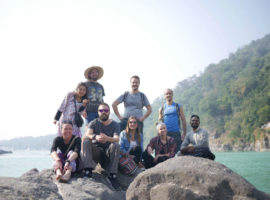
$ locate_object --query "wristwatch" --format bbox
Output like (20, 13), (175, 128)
(92, 135), (96, 143)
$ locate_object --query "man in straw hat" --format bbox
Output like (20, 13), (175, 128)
(84, 66), (105, 124)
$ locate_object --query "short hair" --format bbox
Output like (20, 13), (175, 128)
(190, 114), (200, 120)
(98, 103), (110, 111)
(164, 88), (173, 94)
(156, 122), (166, 130)
(130, 75), (140, 83)
(61, 120), (73, 128)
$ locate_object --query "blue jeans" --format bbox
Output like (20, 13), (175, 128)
(86, 112), (98, 124)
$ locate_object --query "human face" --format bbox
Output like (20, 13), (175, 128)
(158, 124), (167, 137)
(98, 105), (110, 121)
(76, 85), (87, 98)
(130, 78), (140, 91)
(164, 89), (173, 102)
(190, 117), (200, 129)
(89, 69), (99, 81)
(128, 118), (138, 130)
(61, 124), (73, 141)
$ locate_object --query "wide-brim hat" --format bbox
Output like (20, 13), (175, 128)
(84, 66), (104, 80)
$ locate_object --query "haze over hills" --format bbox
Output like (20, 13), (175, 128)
(1, 34), (270, 151)
(144, 33), (270, 150)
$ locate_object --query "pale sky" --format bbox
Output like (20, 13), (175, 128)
(0, 0), (270, 140)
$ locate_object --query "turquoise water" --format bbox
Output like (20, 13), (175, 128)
(0, 151), (269, 194)
(215, 152), (270, 194)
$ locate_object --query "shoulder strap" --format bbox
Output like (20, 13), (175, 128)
(160, 103), (165, 122)
(64, 136), (78, 157)
(123, 91), (129, 102)
(140, 92), (145, 103)
(73, 95), (78, 113)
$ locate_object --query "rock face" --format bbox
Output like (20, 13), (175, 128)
(126, 156), (270, 200)
(0, 167), (143, 200)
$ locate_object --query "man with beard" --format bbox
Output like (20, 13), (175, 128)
(179, 115), (215, 160)
(84, 66), (105, 124)
(81, 103), (121, 190)
(112, 75), (152, 132)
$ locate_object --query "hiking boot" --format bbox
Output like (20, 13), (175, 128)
(84, 169), (92, 178)
(108, 174), (121, 191)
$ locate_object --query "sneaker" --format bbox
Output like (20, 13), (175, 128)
(84, 169), (92, 178)
(108, 174), (121, 191)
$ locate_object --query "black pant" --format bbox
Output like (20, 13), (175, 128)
(167, 132), (181, 152)
(129, 146), (142, 164)
(181, 147), (215, 160)
(142, 150), (169, 169)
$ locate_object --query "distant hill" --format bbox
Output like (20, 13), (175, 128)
(144, 34), (270, 148)
(0, 134), (55, 151)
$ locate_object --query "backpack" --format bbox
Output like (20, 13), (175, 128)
(118, 152), (138, 175)
(123, 91), (145, 104)
(160, 102), (180, 126)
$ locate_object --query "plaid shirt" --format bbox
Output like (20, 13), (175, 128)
(147, 136), (177, 158)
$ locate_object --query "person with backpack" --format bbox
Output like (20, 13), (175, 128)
(158, 88), (187, 152)
(112, 75), (152, 133)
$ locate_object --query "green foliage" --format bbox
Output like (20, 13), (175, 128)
(144, 34), (270, 144)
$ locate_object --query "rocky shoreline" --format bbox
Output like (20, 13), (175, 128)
(0, 157), (269, 200)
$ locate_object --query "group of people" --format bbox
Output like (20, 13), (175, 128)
(50, 65), (215, 190)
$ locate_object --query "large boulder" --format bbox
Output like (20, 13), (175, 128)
(126, 156), (270, 200)
(0, 167), (142, 200)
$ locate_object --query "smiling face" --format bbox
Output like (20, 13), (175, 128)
(76, 84), (87, 98)
(61, 123), (73, 141)
(88, 68), (99, 81)
(164, 89), (173, 102)
(157, 124), (167, 137)
(98, 104), (110, 121)
(190, 116), (200, 130)
(128, 117), (138, 131)
(130, 77), (140, 91)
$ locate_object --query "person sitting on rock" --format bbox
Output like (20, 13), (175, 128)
(81, 103), (121, 190)
(119, 116), (145, 169)
(142, 122), (177, 169)
(179, 115), (215, 160)
(51, 120), (82, 182)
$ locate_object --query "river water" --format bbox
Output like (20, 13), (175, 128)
(0, 150), (269, 194)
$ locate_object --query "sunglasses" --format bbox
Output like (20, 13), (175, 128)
(129, 121), (137, 124)
(98, 109), (109, 113)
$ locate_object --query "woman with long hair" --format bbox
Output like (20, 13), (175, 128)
(53, 82), (89, 137)
(119, 116), (144, 166)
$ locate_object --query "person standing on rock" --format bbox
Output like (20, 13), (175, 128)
(51, 120), (82, 182)
(179, 115), (215, 160)
(53, 82), (89, 138)
(83, 66), (105, 124)
(81, 103), (121, 190)
(112, 75), (152, 133)
(142, 122), (177, 169)
(158, 88), (187, 152)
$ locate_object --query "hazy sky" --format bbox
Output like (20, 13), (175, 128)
(0, 0), (270, 140)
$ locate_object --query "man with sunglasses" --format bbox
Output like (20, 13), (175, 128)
(81, 103), (121, 190)
(112, 75), (152, 133)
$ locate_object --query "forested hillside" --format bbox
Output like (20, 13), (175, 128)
(144, 34), (270, 147)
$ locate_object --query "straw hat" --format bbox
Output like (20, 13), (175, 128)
(84, 66), (104, 80)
